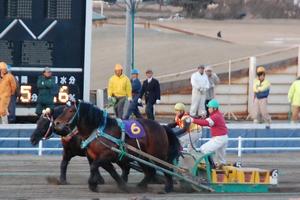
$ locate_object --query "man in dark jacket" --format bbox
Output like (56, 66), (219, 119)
(124, 69), (142, 119)
(36, 67), (57, 116)
(138, 69), (161, 120)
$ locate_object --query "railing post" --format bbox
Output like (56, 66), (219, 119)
(96, 89), (104, 109)
(247, 57), (256, 120)
(38, 140), (43, 156)
(238, 136), (242, 158)
(298, 45), (300, 77)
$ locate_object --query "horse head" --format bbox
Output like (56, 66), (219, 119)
(53, 100), (80, 137)
(30, 106), (63, 146)
(54, 101), (104, 138)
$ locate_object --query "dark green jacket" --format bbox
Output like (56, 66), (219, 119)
(37, 76), (57, 105)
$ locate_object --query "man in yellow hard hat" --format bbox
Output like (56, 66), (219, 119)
(252, 66), (271, 128)
(167, 102), (201, 152)
(0, 62), (17, 124)
(107, 64), (132, 118)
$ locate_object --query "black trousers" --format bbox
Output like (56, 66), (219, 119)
(145, 102), (155, 120)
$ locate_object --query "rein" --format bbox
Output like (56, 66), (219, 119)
(42, 114), (53, 139)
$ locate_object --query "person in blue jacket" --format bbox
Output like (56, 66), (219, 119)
(124, 69), (142, 119)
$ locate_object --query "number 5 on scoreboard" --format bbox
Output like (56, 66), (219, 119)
(20, 85), (32, 103)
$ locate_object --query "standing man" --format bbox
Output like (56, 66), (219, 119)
(107, 64), (132, 119)
(190, 65), (209, 118)
(288, 77), (300, 123)
(0, 62), (17, 124)
(138, 69), (161, 120)
(36, 67), (57, 116)
(7, 64), (19, 123)
(252, 66), (271, 128)
(124, 68), (142, 119)
(205, 66), (220, 117)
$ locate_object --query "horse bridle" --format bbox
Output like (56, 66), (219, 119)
(41, 113), (54, 140)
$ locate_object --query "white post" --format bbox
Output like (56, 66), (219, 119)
(298, 45), (300, 77)
(247, 57), (256, 119)
(238, 136), (242, 158)
(96, 89), (104, 109)
(38, 140), (43, 156)
(100, 1), (104, 16)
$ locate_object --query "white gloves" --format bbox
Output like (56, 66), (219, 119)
(156, 99), (161, 104)
(138, 98), (142, 104)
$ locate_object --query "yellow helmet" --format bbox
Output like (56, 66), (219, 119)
(174, 103), (185, 111)
(256, 66), (265, 73)
(0, 62), (7, 70)
(114, 64), (123, 71)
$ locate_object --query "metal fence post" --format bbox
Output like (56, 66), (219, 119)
(246, 57), (256, 120)
(38, 140), (43, 156)
(96, 89), (104, 109)
(298, 45), (300, 77)
(238, 136), (242, 158)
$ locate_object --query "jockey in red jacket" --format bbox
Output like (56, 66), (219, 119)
(190, 99), (228, 165)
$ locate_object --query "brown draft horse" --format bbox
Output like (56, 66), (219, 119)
(30, 104), (105, 185)
(53, 101), (181, 193)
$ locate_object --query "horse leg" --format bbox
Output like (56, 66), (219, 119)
(117, 161), (130, 183)
(137, 164), (156, 189)
(163, 172), (174, 193)
(87, 156), (105, 185)
(88, 160), (101, 192)
(59, 152), (71, 184)
(101, 162), (128, 192)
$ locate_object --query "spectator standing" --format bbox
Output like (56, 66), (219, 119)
(36, 67), (57, 116)
(138, 69), (161, 120)
(252, 66), (271, 128)
(7, 64), (19, 123)
(205, 66), (220, 117)
(0, 62), (17, 124)
(190, 65), (209, 118)
(107, 64), (132, 119)
(288, 77), (300, 123)
(124, 69), (142, 119)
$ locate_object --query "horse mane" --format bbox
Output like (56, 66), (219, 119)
(78, 102), (103, 129)
(53, 105), (65, 119)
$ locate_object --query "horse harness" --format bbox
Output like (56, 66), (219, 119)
(68, 105), (128, 161)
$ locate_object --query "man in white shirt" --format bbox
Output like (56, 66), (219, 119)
(190, 65), (209, 118)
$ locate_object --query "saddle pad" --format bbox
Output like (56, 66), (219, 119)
(123, 120), (145, 139)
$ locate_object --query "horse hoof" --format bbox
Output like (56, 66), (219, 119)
(59, 179), (68, 185)
(121, 175), (128, 183)
(97, 177), (105, 185)
(164, 185), (174, 193)
(119, 185), (129, 193)
(89, 184), (99, 193)
(46, 176), (60, 185)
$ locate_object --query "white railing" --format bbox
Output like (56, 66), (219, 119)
(0, 136), (300, 157)
(197, 137), (300, 158)
(0, 137), (62, 156)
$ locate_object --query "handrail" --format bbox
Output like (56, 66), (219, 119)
(0, 136), (299, 157)
(0, 137), (62, 156)
(156, 45), (298, 80)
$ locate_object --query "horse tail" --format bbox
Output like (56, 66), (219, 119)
(163, 125), (181, 163)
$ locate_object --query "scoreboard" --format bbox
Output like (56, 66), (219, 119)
(0, 0), (92, 115)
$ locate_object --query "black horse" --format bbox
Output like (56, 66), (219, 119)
(30, 104), (104, 185)
(54, 101), (181, 193)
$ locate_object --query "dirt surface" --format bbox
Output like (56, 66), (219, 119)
(0, 153), (299, 199)
(91, 19), (300, 89)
